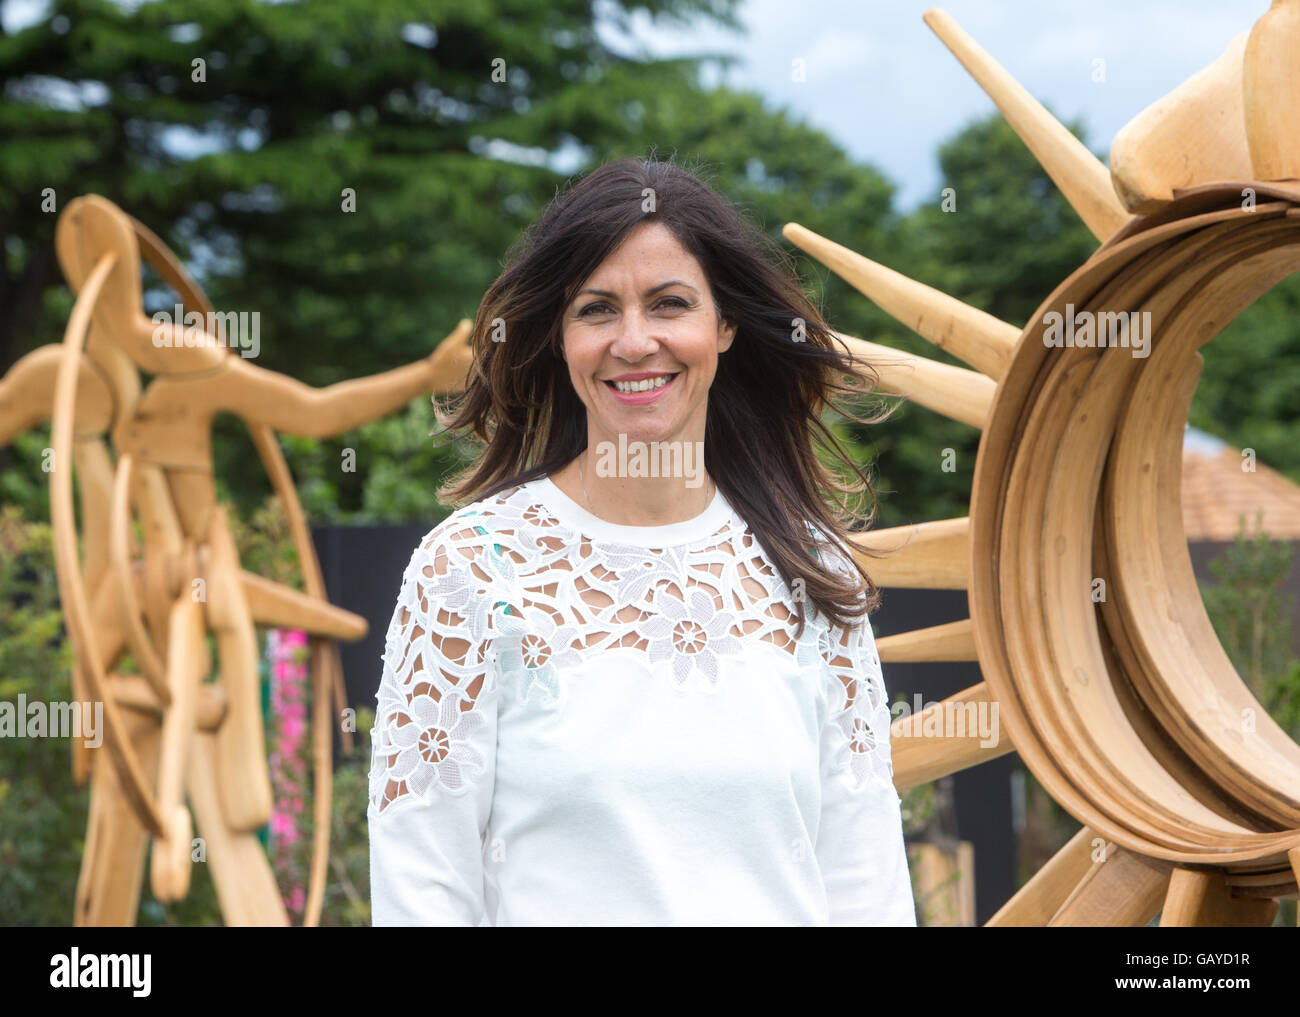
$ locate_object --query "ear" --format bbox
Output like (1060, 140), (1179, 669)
(718, 317), (737, 353)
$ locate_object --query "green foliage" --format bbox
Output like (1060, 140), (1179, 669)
(1192, 281), (1300, 488)
(1201, 511), (1300, 741)
(226, 490), (304, 587)
(0, 427), (52, 521)
(0, 507), (83, 924)
(324, 705), (374, 927)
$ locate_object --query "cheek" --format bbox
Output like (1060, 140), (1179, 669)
(562, 335), (607, 393)
(681, 337), (721, 379)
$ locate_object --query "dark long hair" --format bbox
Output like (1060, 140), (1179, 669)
(435, 154), (896, 636)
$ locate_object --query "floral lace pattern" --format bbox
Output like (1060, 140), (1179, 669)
(368, 482), (893, 814)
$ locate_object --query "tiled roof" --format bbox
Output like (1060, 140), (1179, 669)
(1182, 429), (1300, 541)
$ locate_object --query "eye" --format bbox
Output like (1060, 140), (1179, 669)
(577, 302), (612, 317)
(657, 296), (689, 310)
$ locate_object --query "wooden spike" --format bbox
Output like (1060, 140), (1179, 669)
(1109, 33), (1252, 213)
(1159, 867), (1281, 926)
(987, 827), (1102, 926)
(849, 516), (970, 589)
(1049, 849), (1169, 926)
(240, 570), (368, 641)
(923, 8), (1128, 241)
(877, 618), (977, 662)
(782, 222), (1018, 380)
(834, 331), (995, 429)
(891, 681), (1013, 790)
(1244, 0), (1300, 181)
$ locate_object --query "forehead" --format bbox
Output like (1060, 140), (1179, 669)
(587, 221), (703, 280)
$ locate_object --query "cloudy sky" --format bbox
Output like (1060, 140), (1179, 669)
(608, 0), (1264, 210)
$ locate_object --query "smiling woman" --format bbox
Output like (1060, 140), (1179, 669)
(365, 155), (915, 927)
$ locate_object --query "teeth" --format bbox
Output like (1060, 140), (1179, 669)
(612, 374), (673, 394)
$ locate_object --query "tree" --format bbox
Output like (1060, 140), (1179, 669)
(2, 0), (911, 525)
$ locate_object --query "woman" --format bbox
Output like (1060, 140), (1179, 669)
(367, 156), (916, 926)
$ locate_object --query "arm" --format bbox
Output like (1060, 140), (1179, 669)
(812, 541), (918, 927)
(133, 318), (474, 441)
(367, 518), (499, 926)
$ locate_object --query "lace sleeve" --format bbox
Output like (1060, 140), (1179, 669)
(821, 610), (894, 793)
(367, 518), (501, 926)
(811, 531), (917, 925)
(806, 525), (894, 791)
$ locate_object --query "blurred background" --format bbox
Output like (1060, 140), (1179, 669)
(1, 0), (1297, 926)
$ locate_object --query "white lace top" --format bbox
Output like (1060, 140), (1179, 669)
(366, 475), (916, 926)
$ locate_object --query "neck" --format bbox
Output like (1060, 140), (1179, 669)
(559, 435), (714, 526)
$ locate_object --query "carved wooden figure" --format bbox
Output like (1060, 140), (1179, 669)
(0, 194), (472, 925)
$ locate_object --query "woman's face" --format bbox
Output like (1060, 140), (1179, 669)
(561, 220), (735, 450)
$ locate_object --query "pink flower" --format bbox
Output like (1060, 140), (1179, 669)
(269, 811), (294, 838)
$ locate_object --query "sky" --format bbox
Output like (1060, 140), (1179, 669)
(603, 0), (1264, 210)
(3, 0), (1269, 212)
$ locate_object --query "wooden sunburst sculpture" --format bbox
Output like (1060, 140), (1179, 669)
(0, 193), (473, 925)
(779, 6), (1300, 925)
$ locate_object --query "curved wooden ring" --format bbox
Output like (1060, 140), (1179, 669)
(971, 182), (1300, 869)
(109, 452), (170, 702)
(50, 251), (165, 838)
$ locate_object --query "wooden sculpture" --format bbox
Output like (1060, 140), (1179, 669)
(0, 193), (473, 925)
(781, 6), (1300, 925)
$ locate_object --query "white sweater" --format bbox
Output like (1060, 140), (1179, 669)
(366, 475), (917, 926)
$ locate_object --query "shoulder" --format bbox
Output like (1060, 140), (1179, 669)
(412, 482), (537, 558)
(397, 483), (537, 596)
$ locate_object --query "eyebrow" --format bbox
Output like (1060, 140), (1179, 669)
(573, 280), (699, 301)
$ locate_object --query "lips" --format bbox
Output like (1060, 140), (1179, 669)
(604, 372), (679, 404)
(606, 372), (677, 394)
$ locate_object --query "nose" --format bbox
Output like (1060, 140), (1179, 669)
(608, 306), (661, 362)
